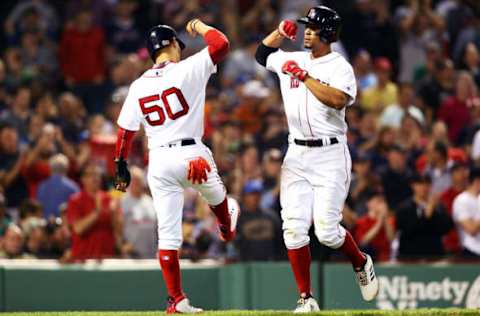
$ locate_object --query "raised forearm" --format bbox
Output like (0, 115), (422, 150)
(72, 211), (99, 236)
(303, 76), (348, 110)
(262, 30), (284, 48)
(115, 127), (135, 160)
(384, 219), (395, 241)
(188, 20), (230, 64)
(459, 219), (480, 236)
(3, 158), (23, 186)
(360, 222), (382, 245)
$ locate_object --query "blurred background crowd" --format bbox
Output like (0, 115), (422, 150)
(0, 0), (480, 263)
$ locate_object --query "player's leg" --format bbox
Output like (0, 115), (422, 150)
(311, 143), (378, 301)
(280, 166), (319, 312)
(191, 145), (240, 241)
(147, 171), (202, 314)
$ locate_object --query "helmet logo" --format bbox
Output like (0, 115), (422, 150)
(161, 40), (170, 46)
(308, 9), (316, 19)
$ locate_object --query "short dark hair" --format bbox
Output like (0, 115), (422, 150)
(469, 168), (480, 183)
(410, 173), (432, 184)
(19, 199), (43, 219)
(433, 141), (448, 159)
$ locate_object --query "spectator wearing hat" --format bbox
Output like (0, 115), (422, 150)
(37, 153), (79, 220)
(379, 83), (425, 128)
(396, 173), (453, 260)
(354, 190), (395, 262)
(452, 168), (480, 258)
(441, 163), (469, 254)
(236, 179), (282, 261)
(360, 57), (398, 114)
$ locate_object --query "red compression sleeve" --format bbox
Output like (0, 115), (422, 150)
(115, 127), (135, 159)
(205, 29), (230, 65)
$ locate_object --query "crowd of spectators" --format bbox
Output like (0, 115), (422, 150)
(0, 0), (480, 263)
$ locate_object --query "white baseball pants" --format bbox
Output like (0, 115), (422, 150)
(280, 140), (351, 250)
(147, 140), (226, 250)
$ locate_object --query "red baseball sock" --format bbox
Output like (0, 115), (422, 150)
(287, 245), (312, 296)
(158, 250), (184, 301)
(210, 197), (231, 228)
(338, 231), (366, 269)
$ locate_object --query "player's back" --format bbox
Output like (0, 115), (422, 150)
(118, 47), (217, 149)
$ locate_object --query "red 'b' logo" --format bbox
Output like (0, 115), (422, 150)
(290, 77), (300, 89)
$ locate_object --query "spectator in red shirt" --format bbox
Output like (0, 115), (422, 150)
(438, 71), (476, 144)
(66, 164), (121, 260)
(59, 9), (106, 113)
(354, 191), (395, 262)
(59, 9), (105, 85)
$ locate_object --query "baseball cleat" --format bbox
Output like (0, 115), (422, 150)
(166, 297), (203, 314)
(219, 196), (240, 242)
(354, 253), (379, 301)
(293, 296), (320, 313)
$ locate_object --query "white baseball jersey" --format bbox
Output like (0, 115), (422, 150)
(266, 50), (356, 139)
(117, 47), (216, 149)
(268, 49), (356, 250)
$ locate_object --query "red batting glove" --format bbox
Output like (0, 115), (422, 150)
(282, 60), (308, 81)
(187, 157), (212, 184)
(278, 20), (297, 41)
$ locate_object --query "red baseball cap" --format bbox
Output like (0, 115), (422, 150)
(374, 57), (392, 71)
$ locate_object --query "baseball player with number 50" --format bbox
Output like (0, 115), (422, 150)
(113, 20), (240, 313)
(255, 6), (378, 312)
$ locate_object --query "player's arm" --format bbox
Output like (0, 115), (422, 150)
(114, 127), (135, 192)
(304, 77), (349, 110)
(114, 85), (141, 192)
(67, 197), (100, 236)
(457, 219), (480, 236)
(186, 19), (230, 64)
(453, 198), (480, 236)
(255, 20), (297, 67)
(281, 60), (349, 110)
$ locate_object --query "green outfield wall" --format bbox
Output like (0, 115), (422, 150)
(0, 261), (478, 311)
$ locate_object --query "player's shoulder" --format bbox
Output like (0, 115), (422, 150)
(129, 75), (144, 89)
(180, 47), (210, 65)
(278, 49), (309, 59)
(330, 52), (353, 68)
(454, 191), (472, 204)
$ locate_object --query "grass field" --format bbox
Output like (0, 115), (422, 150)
(1, 310), (479, 316)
